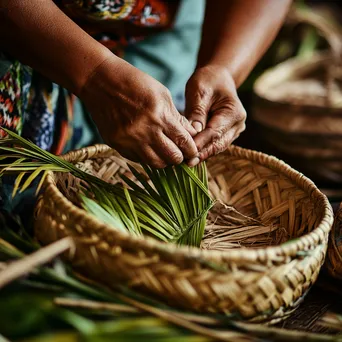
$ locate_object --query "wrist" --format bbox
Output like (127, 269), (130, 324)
(193, 63), (237, 89)
(196, 55), (248, 89)
(72, 48), (114, 97)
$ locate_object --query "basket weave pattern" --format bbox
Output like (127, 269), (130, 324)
(253, 8), (342, 186)
(327, 204), (342, 278)
(34, 144), (333, 322)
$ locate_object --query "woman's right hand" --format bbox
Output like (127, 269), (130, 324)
(79, 56), (198, 168)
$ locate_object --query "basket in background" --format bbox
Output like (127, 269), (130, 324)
(253, 8), (342, 195)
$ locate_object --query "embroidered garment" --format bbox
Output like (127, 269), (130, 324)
(0, 59), (93, 154)
(0, 0), (205, 216)
(56, 0), (179, 54)
(0, 0), (203, 154)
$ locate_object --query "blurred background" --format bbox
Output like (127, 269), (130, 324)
(2, 1), (342, 341)
(236, 0), (342, 202)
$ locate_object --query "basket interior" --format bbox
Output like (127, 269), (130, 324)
(55, 151), (325, 252)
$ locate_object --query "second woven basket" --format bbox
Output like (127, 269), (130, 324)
(253, 9), (342, 191)
(34, 144), (333, 323)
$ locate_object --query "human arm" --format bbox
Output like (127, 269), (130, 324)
(0, 0), (198, 167)
(185, 0), (292, 166)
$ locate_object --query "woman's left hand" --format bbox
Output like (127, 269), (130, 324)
(185, 65), (246, 167)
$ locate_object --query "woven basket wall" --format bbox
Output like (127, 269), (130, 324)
(253, 9), (342, 189)
(34, 144), (333, 323)
(327, 203), (342, 278)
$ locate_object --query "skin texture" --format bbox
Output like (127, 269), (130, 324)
(80, 57), (198, 168)
(0, 0), (291, 167)
(186, 0), (292, 166)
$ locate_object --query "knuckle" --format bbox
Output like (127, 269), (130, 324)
(143, 92), (158, 110)
(186, 79), (210, 100)
(212, 139), (226, 154)
(228, 98), (246, 122)
(168, 149), (184, 165)
(199, 147), (211, 161)
(179, 115), (187, 126)
(208, 128), (222, 142)
(191, 104), (207, 118)
(174, 133), (190, 149)
(148, 111), (164, 126)
(196, 84), (209, 100)
(237, 106), (247, 121)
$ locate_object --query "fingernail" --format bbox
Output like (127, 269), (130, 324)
(188, 157), (200, 167)
(192, 121), (203, 133)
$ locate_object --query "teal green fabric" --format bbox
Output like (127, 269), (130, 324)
(66, 0), (205, 149)
(77, 0), (205, 147)
(0, 0), (205, 217)
(124, 0), (205, 111)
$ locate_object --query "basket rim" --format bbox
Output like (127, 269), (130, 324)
(253, 51), (342, 114)
(39, 144), (334, 264)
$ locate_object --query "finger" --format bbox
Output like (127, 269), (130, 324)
(140, 145), (168, 169)
(198, 122), (245, 162)
(114, 146), (140, 163)
(193, 114), (232, 152)
(179, 115), (197, 137)
(152, 133), (187, 165)
(184, 82), (212, 133)
(164, 124), (198, 160)
(194, 101), (246, 151)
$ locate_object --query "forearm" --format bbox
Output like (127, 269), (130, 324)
(0, 0), (113, 95)
(197, 0), (292, 87)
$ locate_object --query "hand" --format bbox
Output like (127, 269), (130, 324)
(185, 65), (246, 166)
(79, 56), (198, 168)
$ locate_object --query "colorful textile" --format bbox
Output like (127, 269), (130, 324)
(0, 59), (30, 138)
(0, 0), (204, 217)
(56, 0), (180, 53)
(0, 59), (92, 154)
(58, 0), (176, 26)
(0, 0), (203, 154)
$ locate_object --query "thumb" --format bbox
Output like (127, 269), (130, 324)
(184, 81), (212, 134)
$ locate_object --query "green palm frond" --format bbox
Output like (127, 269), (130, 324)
(0, 128), (214, 247)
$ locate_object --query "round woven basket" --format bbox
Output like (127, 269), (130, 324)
(34, 144), (333, 323)
(327, 203), (342, 278)
(253, 9), (342, 189)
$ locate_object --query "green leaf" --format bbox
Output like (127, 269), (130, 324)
(81, 196), (127, 233)
(0, 128), (213, 247)
(12, 172), (26, 198)
(123, 187), (141, 235)
(179, 164), (211, 199)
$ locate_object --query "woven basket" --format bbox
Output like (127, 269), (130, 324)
(253, 9), (342, 189)
(34, 144), (333, 323)
(327, 203), (342, 278)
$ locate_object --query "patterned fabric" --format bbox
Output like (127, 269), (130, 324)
(0, 0), (179, 153)
(59, 0), (173, 24)
(56, 0), (179, 53)
(0, 58), (94, 154)
(0, 59), (31, 138)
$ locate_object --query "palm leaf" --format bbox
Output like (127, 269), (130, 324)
(0, 127), (214, 247)
(80, 195), (128, 234)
